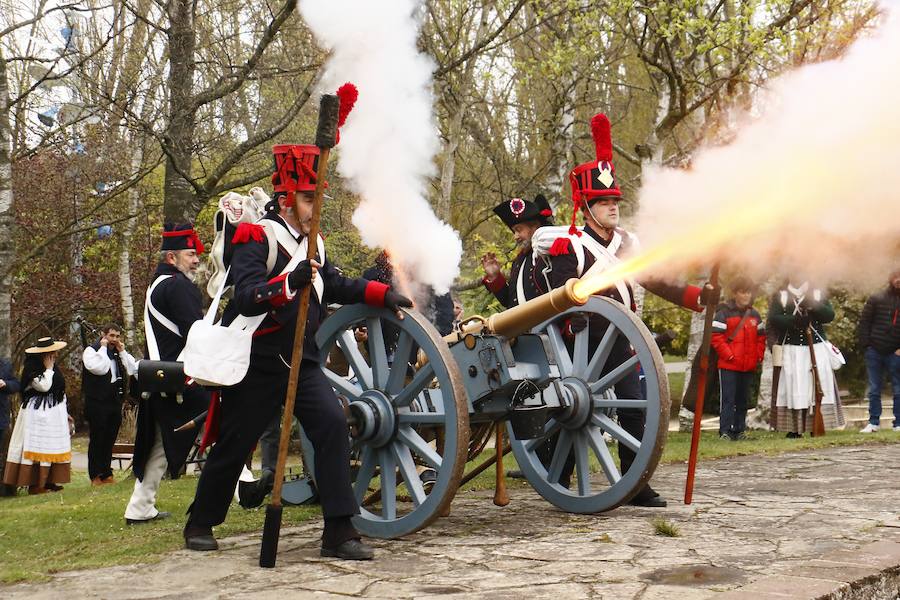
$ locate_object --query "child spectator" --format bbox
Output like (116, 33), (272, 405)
(711, 277), (765, 440)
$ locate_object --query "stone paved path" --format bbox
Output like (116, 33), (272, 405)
(5, 444), (899, 599)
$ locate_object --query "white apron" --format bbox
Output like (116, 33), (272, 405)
(776, 343), (837, 411)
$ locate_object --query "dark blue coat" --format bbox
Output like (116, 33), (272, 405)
(223, 213), (378, 363)
(0, 358), (21, 430)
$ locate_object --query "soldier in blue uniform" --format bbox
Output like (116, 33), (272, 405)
(125, 224), (210, 524)
(184, 144), (412, 560)
(481, 194), (554, 308)
(537, 114), (718, 507)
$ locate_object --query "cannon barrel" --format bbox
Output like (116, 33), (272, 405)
(451, 278), (586, 341)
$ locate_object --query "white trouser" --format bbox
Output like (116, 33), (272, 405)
(124, 423), (168, 520)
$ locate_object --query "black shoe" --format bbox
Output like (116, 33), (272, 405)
(419, 468), (436, 492)
(629, 494), (668, 507)
(126, 511), (171, 525)
(184, 526), (219, 551)
(628, 485), (668, 507)
(506, 469), (526, 479)
(320, 538), (374, 560)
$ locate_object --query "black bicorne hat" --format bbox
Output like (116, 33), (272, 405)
(492, 194), (553, 229)
(161, 222), (204, 254)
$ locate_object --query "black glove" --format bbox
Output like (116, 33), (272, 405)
(699, 283), (721, 307)
(384, 289), (413, 313)
(288, 260), (315, 290)
(794, 313), (811, 330)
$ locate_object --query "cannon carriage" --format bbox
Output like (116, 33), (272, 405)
(305, 278), (670, 539)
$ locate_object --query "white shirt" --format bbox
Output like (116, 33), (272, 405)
(30, 368), (55, 392)
(82, 345), (139, 382)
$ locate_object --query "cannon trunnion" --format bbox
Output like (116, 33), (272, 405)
(313, 287), (669, 539)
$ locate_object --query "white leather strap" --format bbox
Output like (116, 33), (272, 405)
(144, 275), (178, 361)
(577, 233), (633, 308)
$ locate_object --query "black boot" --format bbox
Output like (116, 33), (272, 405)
(628, 484), (667, 507)
(184, 524), (218, 551)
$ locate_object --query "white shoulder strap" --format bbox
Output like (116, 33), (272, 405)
(515, 256), (528, 305)
(227, 228), (327, 333)
(578, 234), (632, 308)
(144, 275), (179, 361)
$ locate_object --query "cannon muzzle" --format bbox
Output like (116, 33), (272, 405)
(453, 278), (586, 341)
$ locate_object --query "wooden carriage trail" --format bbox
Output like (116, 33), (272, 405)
(5, 443), (899, 599)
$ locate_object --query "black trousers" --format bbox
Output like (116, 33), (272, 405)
(85, 399), (122, 480)
(189, 357), (358, 528)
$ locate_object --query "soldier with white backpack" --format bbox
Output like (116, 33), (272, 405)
(532, 113), (719, 507)
(183, 143), (412, 559)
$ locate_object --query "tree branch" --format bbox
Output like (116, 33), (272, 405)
(433, 0), (528, 78)
(200, 69), (320, 197)
(191, 0), (297, 109)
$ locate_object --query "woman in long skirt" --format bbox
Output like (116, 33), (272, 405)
(768, 282), (845, 437)
(3, 337), (72, 494)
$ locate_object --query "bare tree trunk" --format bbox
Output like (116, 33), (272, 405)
(436, 3), (492, 221)
(0, 51), (13, 360)
(163, 0), (197, 223)
(118, 143), (141, 347)
(746, 347), (774, 429)
(546, 78), (576, 207)
(437, 102), (463, 222)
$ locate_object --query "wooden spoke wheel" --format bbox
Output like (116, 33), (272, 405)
(509, 297), (669, 513)
(316, 305), (469, 539)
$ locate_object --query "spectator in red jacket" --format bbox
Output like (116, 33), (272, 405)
(711, 277), (766, 440)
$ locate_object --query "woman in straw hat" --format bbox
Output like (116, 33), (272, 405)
(2, 337), (72, 494)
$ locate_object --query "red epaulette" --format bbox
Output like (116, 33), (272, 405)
(549, 237), (572, 256)
(232, 222), (265, 244)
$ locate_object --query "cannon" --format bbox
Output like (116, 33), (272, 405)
(303, 278), (669, 539)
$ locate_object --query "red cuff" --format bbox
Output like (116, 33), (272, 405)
(267, 273), (291, 308)
(482, 272), (507, 293)
(682, 285), (702, 312)
(364, 281), (389, 307)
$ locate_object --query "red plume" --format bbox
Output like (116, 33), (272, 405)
(591, 113), (613, 162)
(337, 83), (358, 127)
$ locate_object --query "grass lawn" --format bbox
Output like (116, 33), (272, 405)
(0, 471), (317, 584)
(1, 429), (897, 584)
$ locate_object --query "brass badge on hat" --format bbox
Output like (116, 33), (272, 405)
(596, 164), (614, 188)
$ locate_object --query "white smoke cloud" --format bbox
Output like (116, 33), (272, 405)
(635, 6), (900, 291)
(299, 0), (462, 294)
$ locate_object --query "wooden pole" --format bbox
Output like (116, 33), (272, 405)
(683, 264), (720, 505)
(805, 326), (827, 437)
(492, 422), (510, 507)
(260, 94), (340, 568)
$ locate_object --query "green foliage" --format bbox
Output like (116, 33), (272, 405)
(641, 292), (693, 355)
(827, 286), (868, 397)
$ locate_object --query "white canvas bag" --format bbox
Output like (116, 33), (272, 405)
(181, 267), (254, 386)
(182, 225), (325, 386)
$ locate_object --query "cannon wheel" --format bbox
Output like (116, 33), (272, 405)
(316, 305), (469, 539)
(509, 296), (669, 513)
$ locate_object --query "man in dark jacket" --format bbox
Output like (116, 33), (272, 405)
(82, 324), (138, 485)
(124, 224), (210, 524)
(0, 358), (21, 495)
(857, 269), (900, 432)
(184, 143), (412, 559)
(481, 194), (553, 309)
(710, 277), (765, 440)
